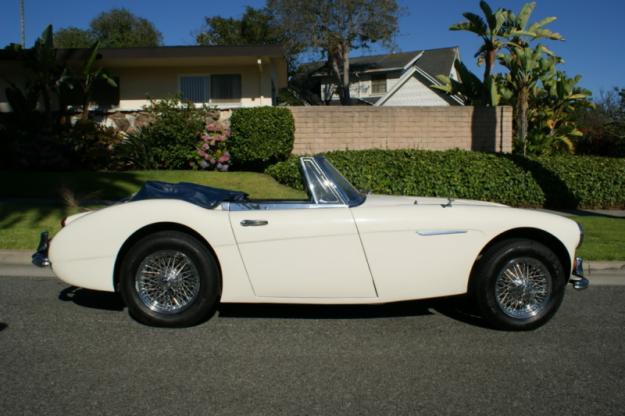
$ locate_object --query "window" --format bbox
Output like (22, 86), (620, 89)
(180, 76), (209, 103)
(180, 74), (242, 103)
(371, 74), (387, 95)
(211, 74), (241, 102)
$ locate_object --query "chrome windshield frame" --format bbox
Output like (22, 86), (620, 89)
(307, 156), (366, 207)
(223, 156), (365, 211)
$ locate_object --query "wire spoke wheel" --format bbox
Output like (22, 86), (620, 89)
(495, 257), (552, 320)
(135, 250), (201, 314)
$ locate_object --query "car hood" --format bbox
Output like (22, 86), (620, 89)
(361, 194), (508, 208)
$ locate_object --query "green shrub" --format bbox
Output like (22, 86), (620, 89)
(266, 149), (625, 209)
(229, 107), (294, 170)
(116, 97), (212, 169)
(64, 121), (122, 170)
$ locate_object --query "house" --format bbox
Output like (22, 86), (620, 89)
(0, 45), (288, 113)
(311, 46), (463, 106)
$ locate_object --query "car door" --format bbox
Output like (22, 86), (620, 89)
(229, 204), (377, 298)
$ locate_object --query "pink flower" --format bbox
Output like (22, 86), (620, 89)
(218, 154), (230, 163)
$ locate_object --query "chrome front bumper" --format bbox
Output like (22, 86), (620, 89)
(32, 231), (51, 267)
(570, 257), (589, 290)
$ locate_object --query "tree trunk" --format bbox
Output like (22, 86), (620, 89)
(340, 43), (351, 105)
(515, 87), (530, 155)
(329, 43), (351, 105)
(484, 48), (496, 82)
(483, 48), (497, 106)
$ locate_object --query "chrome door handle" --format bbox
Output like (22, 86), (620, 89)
(240, 219), (269, 227)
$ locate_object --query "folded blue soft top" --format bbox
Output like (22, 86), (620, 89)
(129, 181), (247, 209)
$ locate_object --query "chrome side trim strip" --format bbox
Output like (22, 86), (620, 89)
(228, 202), (347, 211)
(416, 230), (468, 236)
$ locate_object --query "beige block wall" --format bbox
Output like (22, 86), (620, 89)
(289, 106), (512, 154)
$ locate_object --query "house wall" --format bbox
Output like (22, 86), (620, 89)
(112, 64), (274, 111)
(321, 72), (451, 106)
(382, 75), (450, 106)
(289, 106), (512, 154)
(0, 62), (276, 112)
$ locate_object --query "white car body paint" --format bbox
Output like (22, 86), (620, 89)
(46, 158), (582, 306)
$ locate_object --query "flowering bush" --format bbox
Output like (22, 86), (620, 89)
(191, 122), (231, 171)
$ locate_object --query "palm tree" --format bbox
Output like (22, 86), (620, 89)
(450, 1), (507, 91)
(499, 45), (557, 155)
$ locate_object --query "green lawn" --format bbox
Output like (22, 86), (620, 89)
(572, 215), (625, 261)
(0, 170), (305, 200)
(0, 170), (306, 250)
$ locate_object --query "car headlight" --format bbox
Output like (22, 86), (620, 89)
(576, 221), (584, 248)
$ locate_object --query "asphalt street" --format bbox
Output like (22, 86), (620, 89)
(1, 274), (624, 415)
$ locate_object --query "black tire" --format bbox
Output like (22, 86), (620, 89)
(119, 230), (220, 327)
(470, 238), (566, 331)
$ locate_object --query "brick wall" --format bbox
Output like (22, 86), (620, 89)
(289, 106), (512, 154)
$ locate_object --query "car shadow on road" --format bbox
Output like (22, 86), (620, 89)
(0, 322), (7, 332)
(56, 287), (495, 330)
(219, 296), (494, 329)
(58, 286), (125, 311)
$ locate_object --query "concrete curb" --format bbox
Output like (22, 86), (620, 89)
(0, 250), (32, 265)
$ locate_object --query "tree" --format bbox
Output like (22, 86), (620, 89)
(442, 1), (585, 155)
(55, 8), (162, 49)
(449, 1), (562, 107)
(449, 1), (507, 105)
(574, 88), (625, 156)
(90, 8), (162, 47)
(196, 6), (300, 71)
(498, 45), (556, 154)
(267, 0), (400, 105)
(434, 60), (499, 106)
(525, 72), (591, 154)
(54, 27), (93, 48)
(68, 41), (117, 121)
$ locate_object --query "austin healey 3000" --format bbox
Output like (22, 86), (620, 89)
(33, 156), (588, 329)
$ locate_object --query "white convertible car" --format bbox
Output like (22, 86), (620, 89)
(33, 156), (588, 330)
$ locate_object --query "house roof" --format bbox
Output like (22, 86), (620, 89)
(305, 46), (458, 79)
(0, 44), (286, 67)
(55, 44), (286, 61)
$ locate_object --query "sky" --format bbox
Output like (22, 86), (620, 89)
(1, 0), (623, 98)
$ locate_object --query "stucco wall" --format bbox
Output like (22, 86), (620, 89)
(0, 62), (276, 112)
(113, 64), (274, 110)
(289, 106), (512, 154)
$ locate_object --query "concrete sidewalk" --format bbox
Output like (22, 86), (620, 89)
(1, 249), (624, 284)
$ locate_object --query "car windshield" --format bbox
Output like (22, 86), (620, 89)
(315, 156), (365, 207)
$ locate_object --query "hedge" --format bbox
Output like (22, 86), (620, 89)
(228, 107), (295, 171)
(265, 149), (625, 209)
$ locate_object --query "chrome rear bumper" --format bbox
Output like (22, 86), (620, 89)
(570, 257), (589, 290)
(32, 231), (51, 267)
